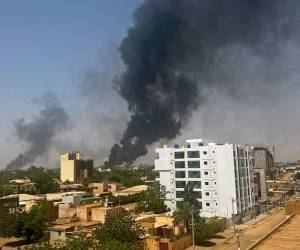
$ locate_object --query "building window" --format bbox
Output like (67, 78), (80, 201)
(204, 161), (208, 165)
(188, 161), (200, 168)
(205, 181), (209, 186)
(176, 181), (186, 188)
(175, 152), (185, 159)
(203, 151), (207, 155)
(187, 151), (200, 158)
(189, 181), (201, 189)
(175, 161), (185, 168)
(204, 171), (208, 175)
(206, 202), (210, 207)
(205, 192), (209, 196)
(176, 191), (184, 198)
(188, 171), (200, 178)
(175, 171), (185, 178)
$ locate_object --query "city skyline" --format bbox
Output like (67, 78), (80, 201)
(2, 0), (300, 169)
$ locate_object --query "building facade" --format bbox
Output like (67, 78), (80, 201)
(60, 152), (93, 185)
(155, 139), (257, 221)
(254, 147), (274, 169)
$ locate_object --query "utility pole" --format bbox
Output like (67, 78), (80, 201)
(191, 206), (195, 250)
(231, 198), (236, 232)
(237, 232), (241, 250)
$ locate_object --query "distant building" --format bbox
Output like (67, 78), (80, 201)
(253, 147), (274, 205)
(253, 169), (267, 203)
(266, 180), (294, 198)
(113, 185), (148, 197)
(9, 178), (35, 193)
(88, 181), (121, 196)
(254, 147), (274, 169)
(60, 152), (93, 185)
(0, 195), (18, 213)
(155, 139), (257, 222)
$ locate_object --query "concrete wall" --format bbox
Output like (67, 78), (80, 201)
(50, 231), (67, 243)
(144, 235), (192, 250)
(168, 236), (192, 250)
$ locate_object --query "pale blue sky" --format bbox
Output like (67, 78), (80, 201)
(0, 0), (141, 167)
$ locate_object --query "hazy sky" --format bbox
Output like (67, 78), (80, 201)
(1, 0), (300, 169)
(0, 0), (141, 168)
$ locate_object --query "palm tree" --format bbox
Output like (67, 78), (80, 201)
(173, 182), (201, 233)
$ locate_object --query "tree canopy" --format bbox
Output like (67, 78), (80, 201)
(0, 200), (51, 242)
(93, 213), (145, 244)
(173, 182), (201, 233)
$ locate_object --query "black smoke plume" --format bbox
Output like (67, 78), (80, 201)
(6, 93), (70, 170)
(107, 0), (300, 166)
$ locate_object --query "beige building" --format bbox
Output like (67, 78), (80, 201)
(8, 178), (35, 193)
(68, 203), (120, 223)
(60, 152), (93, 185)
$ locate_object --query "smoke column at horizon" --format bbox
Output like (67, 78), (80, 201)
(6, 93), (70, 170)
(106, 0), (300, 166)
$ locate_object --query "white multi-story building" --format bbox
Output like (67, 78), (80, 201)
(155, 139), (257, 222)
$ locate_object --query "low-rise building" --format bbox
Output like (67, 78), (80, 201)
(113, 185), (148, 197)
(8, 178), (35, 193)
(266, 180), (294, 198)
(0, 195), (18, 213)
(46, 191), (86, 202)
(88, 181), (121, 196)
(68, 203), (121, 223)
(49, 218), (100, 244)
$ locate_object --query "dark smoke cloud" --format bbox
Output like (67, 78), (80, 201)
(106, 0), (300, 166)
(6, 92), (70, 170)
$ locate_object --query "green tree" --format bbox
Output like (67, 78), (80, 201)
(137, 182), (168, 213)
(0, 185), (14, 197)
(194, 217), (223, 244)
(27, 238), (137, 250)
(173, 182), (201, 233)
(93, 213), (145, 245)
(194, 223), (215, 243)
(27, 166), (59, 194)
(97, 240), (137, 250)
(0, 200), (50, 242)
(295, 172), (300, 180)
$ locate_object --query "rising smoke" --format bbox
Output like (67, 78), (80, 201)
(107, 0), (300, 166)
(6, 92), (70, 170)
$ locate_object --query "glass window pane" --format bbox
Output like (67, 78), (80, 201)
(189, 181), (201, 189)
(187, 151), (200, 158)
(175, 161), (185, 168)
(176, 191), (184, 198)
(175, 152), (185, 159)
(188, 171), (201, 178)
(176, 181), (186, 188)
(188, 161), (200, 168)
(175, 171), (185, 178)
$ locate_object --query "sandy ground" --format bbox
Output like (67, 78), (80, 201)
(254, 215), (300, 250)
(186, 207), (287, 250)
